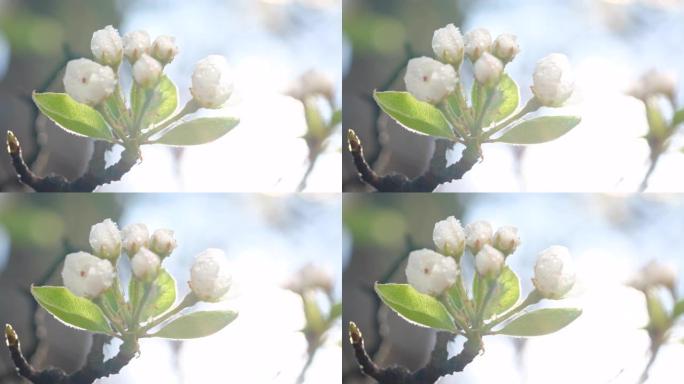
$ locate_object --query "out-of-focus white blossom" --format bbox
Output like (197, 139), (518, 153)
(283, 263), (334, 294)
(628, 260), (678, 291)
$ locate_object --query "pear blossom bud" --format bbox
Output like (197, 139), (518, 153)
(533, 246), (576, 299)
(283, 263), (334, 294)
(189, 248), (232, 302)
(432, 216), (465, 258)
(475, 244), (505, 278)
(63, 59), (116, 106)
(89, 218), (121, 260)
(465, 220), (493, 254)
(61, 252), (115, 299)
(121, 223), (149, 256)
(90, 25), (123, 67)
(404, 57), (458, 104)
(149, 228), (176, 258)
(629, 261), (677, 291)
(191, 55), (234, 108)
(493, 226), (520, 255)
(151, 35), (179, 65)
(641, 69), (678, 100)
(474, 52), (503, 87)
(133, 54), (162, 88)
(123, 30), (151, 63)
(464, 28), (492, 62)
(301, 69), (335, 101)
(531, 53), (575, 107)
(405, 249), (458, 296)
(432, 24), (464, 66)
(131, 248), (161, 281)
(492, 33), (519, 63)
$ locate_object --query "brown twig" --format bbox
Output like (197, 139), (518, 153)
(347, 129), (480, 192)
(4, 325), (137, 384)
(348, 322), (481, 384)
(6, 131), (139, 192)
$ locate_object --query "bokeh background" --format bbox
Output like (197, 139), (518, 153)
(343, 193), (684, 383)
(0, 193), (342, 383)
(0, 0), (341, 192)
(342, 0), (684, 192)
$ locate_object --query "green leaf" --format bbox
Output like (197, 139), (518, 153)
(330, 109), (342, 127)
(472, 75), (519, 127)
(32, 92), (113, 141)
(484, 267), (520, 320)
(152, 310), (238, 339)
(31, 286), (112, 334)
(142, 76), (178, 127)
(672, 108), (684, 127)
(141, 269), (177, 321)
(304, 98), (327, 140)
(646, 100), (668, 140)
(374, 91), (455, 139)
(328, 302), (342, 323)
(497, 116), (581, 144)
(154, 117), (239, 146)
(673, 299), (684, 319)
(497, 308), (582, 337)
(375, 283), (456, 331)
(486, 75), (519, 125)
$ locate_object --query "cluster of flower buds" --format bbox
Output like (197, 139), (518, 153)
(404, 24), (574, 107)
(65, 25), (232, 109)
(62, 219), (231, 302)
(283, 263), (334, 295)
(407, 216), (576, 299)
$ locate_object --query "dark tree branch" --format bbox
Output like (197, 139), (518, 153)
(6, 131), (139, 192)
(347, 129), (480, 192)
(348, 322), (481, 384)
(4, 325), (137, 384)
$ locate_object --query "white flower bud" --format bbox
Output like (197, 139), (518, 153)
(492, 33), (519, 63)
(641, 69), (678, 99)
(432, 24), (464, 66)
(404, 57), (458, 104)
(301, 69), (335, 101)
(475, 244), (505, 278)
(121, 223), (149, 256)
(629, 260), (678, 291)
(131, 248), (161, 282)
(405, 249), (458, 296)
(464, 28), (492, 62)
(89, 218), (121, 260)
(189, 248), (232, 302)
(191, 55), (234, 108)
(283, 263), (334, 294)
(90, 25), (123, 67)
(63, 58), (116, 106)
(533, 246), (576, 299)
(149, 228), (176, 258)
(474, 52), (503, 87)
(132, 53), (162, 88)
(151, 35), (179, 65)
(61, 251), (115, 299)
(432, 216), (465, 258)
(465, 220), (493, 254)
(532, 53), (575, 107)
(493, 226), (520, 255)
(123, 30), (151, 63)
